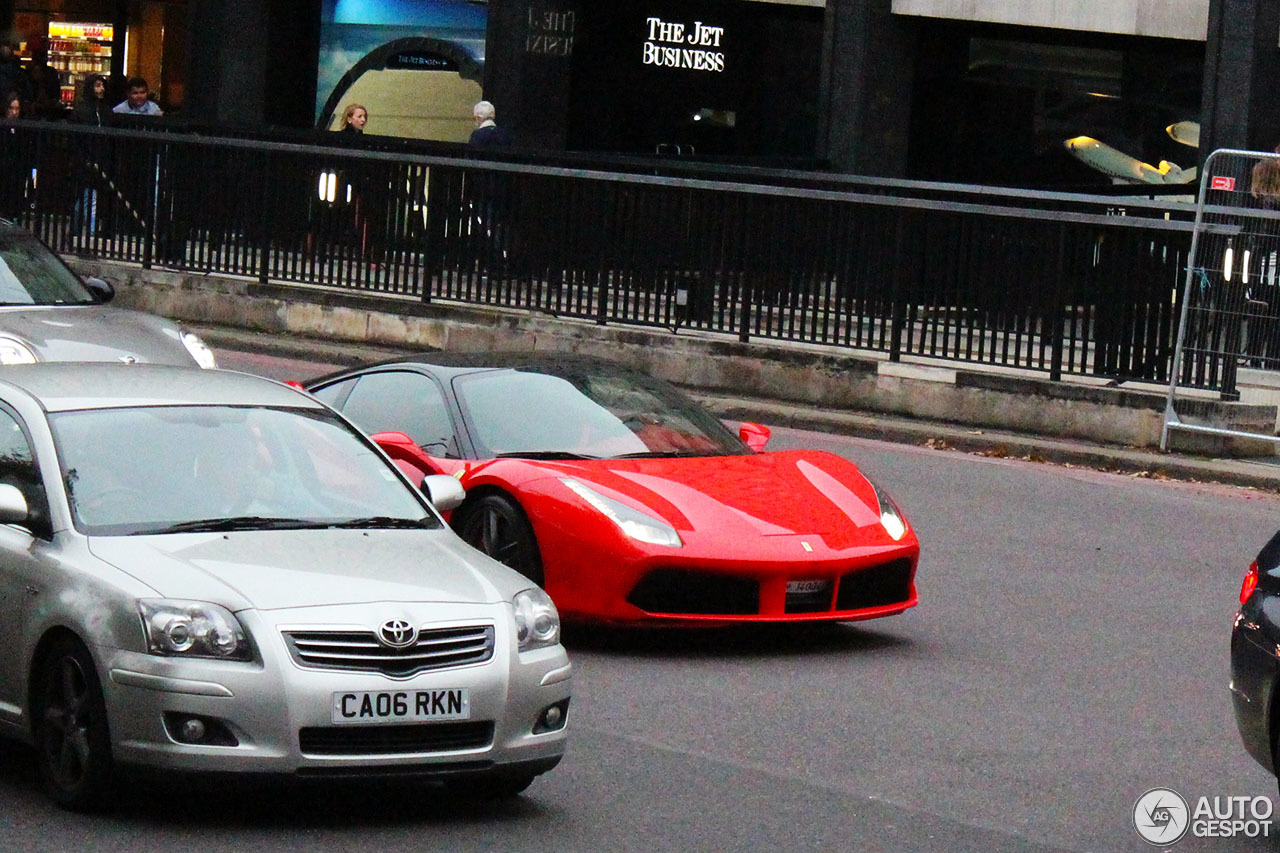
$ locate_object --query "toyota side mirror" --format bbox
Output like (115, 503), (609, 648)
(0, 483), (30, 525)
(421, 474), (465, 513)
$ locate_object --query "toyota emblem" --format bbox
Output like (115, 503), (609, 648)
(377, 619), (418, 648)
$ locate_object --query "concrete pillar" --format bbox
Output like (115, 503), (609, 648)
(817, 0), (917, 176)
(1200, 0), (1280, 159)
(483, 0), (578, 149)
(184, 0), (269, 126)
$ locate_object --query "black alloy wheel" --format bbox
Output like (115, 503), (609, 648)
(457, 494), (544, 585)
(34, 636), (113, 810)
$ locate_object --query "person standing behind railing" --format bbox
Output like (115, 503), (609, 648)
(1246, 149), (1280, 368)
(23, 42), (62, 120)
(469, 101), (512, 148)
(467, 102), (515, 280)
(112, 77), (162, 116)
(74, 75), (110, 126)
(1, 91), (31, 221)
(70, 76), (111, 241)
(0, 44), (31, 116)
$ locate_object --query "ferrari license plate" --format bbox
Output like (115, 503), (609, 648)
(331, 689), (470, 724)
(786, 580), (829, 595)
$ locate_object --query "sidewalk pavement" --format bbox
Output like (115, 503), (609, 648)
(195, 323), (1280, 496)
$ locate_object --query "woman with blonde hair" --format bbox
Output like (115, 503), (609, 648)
(336, 103), (368, 134)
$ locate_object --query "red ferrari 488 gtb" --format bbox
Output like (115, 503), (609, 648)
(305, 354), (920, 626)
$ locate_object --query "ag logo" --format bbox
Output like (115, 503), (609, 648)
(1134, 788), (1190, 845)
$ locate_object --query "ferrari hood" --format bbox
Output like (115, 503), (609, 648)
(87, 528), (514, 611)
(0, 305), (195, 365)
(524, 450), (888, 545)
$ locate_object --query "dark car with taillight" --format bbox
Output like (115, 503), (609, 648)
(1231, 532), (1280, 778)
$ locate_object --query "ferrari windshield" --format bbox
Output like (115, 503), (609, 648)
(0, 231), (96, 306)
(51, 405), (436, 536)
(452, 368), (749, 459)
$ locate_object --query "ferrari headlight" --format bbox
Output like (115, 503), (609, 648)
(513, 588), (560, 651)
(560, 478), (682, 548)
(0, 336), (37, 365)
(180, 331), (218, 369)
(869, 481), (908, 541)
(139, 600), (251, 660)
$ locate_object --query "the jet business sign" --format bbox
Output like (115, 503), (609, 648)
(642, 16), (726, 72)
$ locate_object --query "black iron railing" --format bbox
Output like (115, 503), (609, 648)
(0, 119), (1208, 389)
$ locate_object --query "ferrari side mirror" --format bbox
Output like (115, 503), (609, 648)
(83, 276), (115, 303)
(739, 422), (771, 452)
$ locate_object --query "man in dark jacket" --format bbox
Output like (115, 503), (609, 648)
(468, 100), (512, 147)
(0, 43), (31, 110)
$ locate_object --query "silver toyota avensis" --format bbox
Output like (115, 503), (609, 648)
(0, 364), (569, 809)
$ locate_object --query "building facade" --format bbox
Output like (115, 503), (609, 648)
(2, 0), (1273, 188)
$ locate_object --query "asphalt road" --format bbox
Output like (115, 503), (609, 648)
(0, 341), (1271, 851)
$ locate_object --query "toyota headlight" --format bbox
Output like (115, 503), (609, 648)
(513, 588), (560, 651)
(180, 332), (218, 369)
(139, 600), (252, 660)
(0, 336), (37, 365)
(869, 481), (908, 541)
(561, 478), (682, 547)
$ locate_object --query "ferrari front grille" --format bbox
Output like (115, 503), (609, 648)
(282, 625), (495, 677)
(626, 570), (759, 615)
(835, 558), (913, 610)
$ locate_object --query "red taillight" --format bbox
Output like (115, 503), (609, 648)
(1241, 560), (1260, 605)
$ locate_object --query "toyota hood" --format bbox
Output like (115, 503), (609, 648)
(0, 305), (197, 365)
(87, 528), (521, 611)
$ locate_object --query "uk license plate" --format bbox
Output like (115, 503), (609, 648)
(786, 579), (829, 595)
(331, 689), (470, 724)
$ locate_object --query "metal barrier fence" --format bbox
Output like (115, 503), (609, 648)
(0, 119), (1206, 388)
(1163, 148), (1280, 450)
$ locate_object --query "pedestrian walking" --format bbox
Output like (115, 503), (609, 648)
(336, 103), (367, 135)
(331, 104), (382, 260)
(469, 101), (512, 147)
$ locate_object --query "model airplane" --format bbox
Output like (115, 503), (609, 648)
(1064, 135), (1197, 185)
(1167, 121), (1200, 148)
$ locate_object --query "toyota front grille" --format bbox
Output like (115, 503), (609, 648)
(282, 625), (495, 677)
